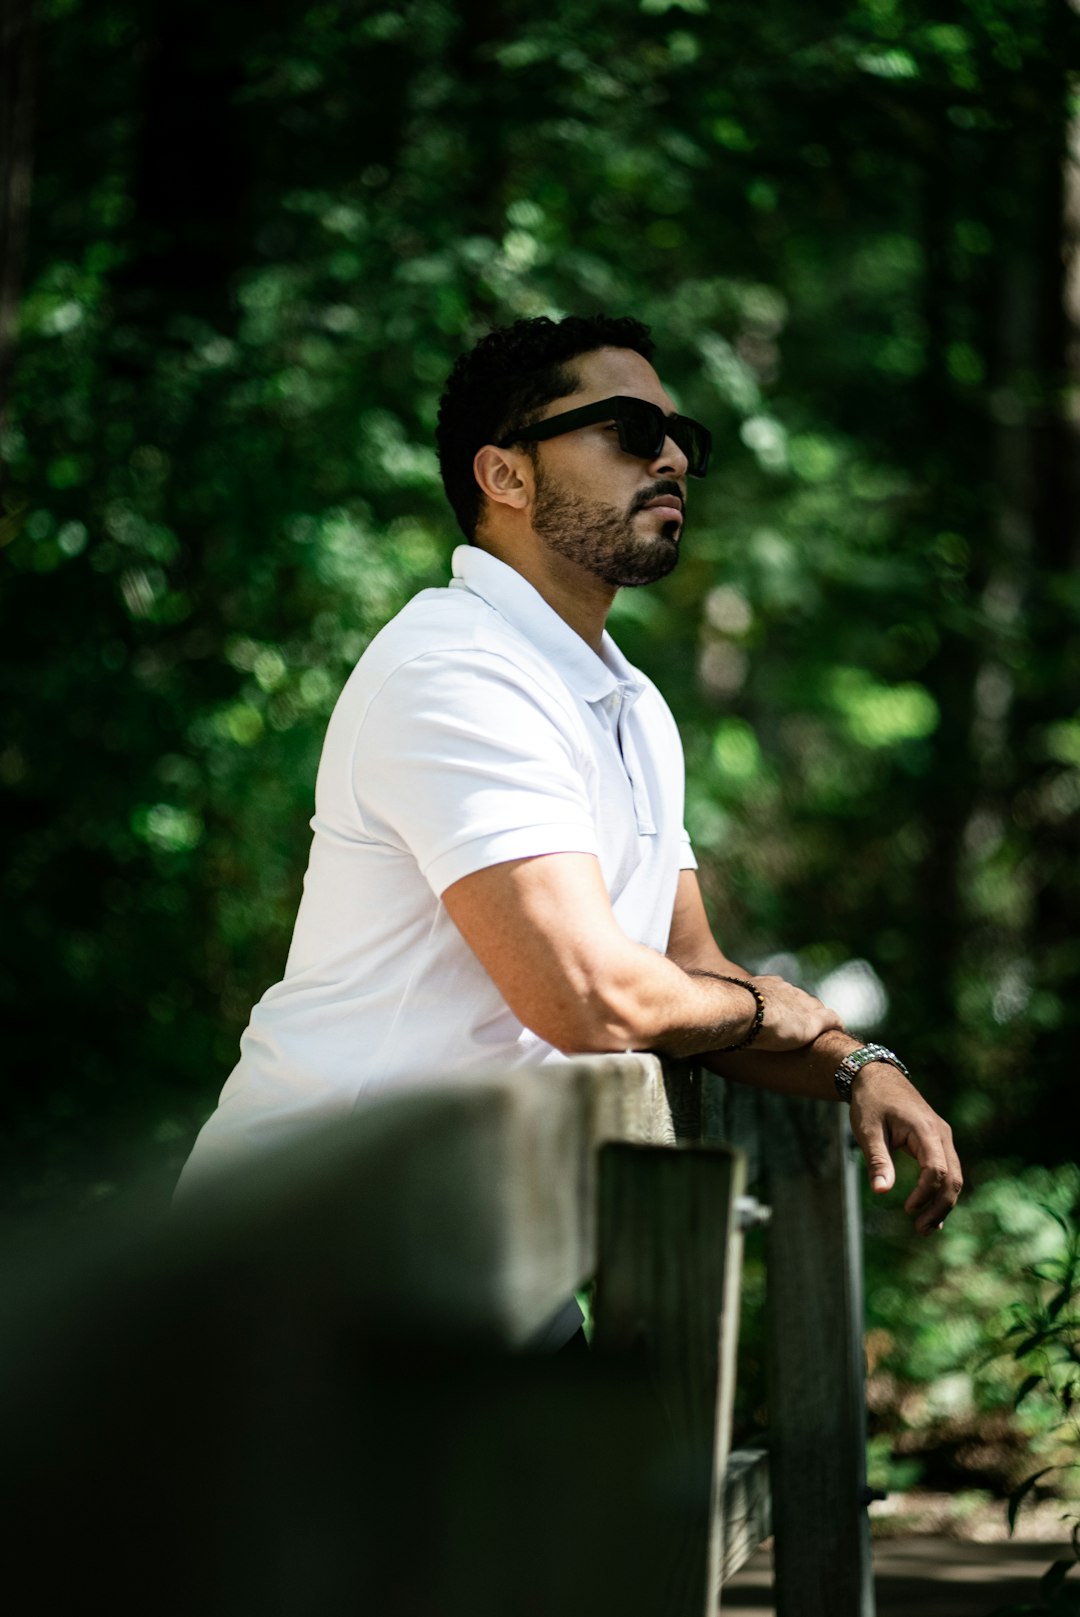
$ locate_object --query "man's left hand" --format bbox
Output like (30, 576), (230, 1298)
(849, 1064), (963, 1235)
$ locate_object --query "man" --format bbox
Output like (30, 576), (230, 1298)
(177, 314), (962, 1293)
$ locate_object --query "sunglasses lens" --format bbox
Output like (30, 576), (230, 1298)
(615, 400), (711, 475)
(674, 419), (711, 477)
(616, 401), (663, 460)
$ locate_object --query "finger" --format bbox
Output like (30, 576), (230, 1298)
(917, 1203), (953, 1236)
(855, 1123), (895, 1192)
(914, 1170), (963, 1233)
(900, 1125), (958, 1208)
(903, 1160), (948, 1216)
(802, 1005), (844, 1042)
(904, 1146), (962, 1232)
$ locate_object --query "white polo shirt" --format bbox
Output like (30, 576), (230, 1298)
(178, 544), (696, 1189)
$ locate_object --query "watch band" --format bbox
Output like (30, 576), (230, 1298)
(834, 1042), (909, 1103)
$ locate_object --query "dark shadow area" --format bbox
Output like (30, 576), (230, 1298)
(0, 1166), (696, 1617)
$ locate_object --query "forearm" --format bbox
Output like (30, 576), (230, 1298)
(659, 873), (962, 1231)
(662, 917), (852, 1086)
(681, 946), (861, 1097)
(586, 940), (762, 1056)
(702, 1028), (862, 1101)
(442, 856), (834, 1057)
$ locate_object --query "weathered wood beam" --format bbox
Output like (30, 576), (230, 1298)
(171, 1053), (676, 1347)
(1, 1053), (689, 1617)
(592, 1140), (746, 1617)
(763, 1098), (874, 1617)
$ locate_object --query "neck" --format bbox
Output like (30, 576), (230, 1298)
(476, 535), (615, 655)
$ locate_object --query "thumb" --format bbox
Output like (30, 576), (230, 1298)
(861, 1131), (895, 1193)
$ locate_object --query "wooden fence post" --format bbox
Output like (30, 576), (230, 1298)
(763, 1099), (874, 1617)
(1, 1057), (688, 1617)
(592, 1141), (746, 1617)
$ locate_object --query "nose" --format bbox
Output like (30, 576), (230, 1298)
(650, 433), (689, 481)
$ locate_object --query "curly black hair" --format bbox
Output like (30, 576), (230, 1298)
(435, 314), (655, 541)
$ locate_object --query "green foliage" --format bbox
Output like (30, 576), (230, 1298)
(978, 1199), (1080, 1614)
(862, 1164), (1080, 1505)
(2, 0), (1080, 1209)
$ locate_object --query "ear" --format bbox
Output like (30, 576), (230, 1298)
(473, 444), (532, 514)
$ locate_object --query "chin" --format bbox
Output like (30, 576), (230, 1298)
(608, 536), (681, 589)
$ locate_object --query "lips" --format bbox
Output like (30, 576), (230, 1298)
(640, 499), (683, 521)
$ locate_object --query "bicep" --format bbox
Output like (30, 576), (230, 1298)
(442, 852), (631, 1051)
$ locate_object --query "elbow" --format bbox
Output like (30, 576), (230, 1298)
(523, 971), (647, 1056)
(545, 1022), (630, 1057)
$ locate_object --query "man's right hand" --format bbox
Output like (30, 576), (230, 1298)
(749, 974), (844, 1051)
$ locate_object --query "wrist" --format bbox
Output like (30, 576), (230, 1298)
(685, 969), (765, 1052)
(834, 1041), (909, 1103)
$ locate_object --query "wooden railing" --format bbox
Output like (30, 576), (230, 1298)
(1, 1054), (875, 1616)
(707, 1066), (877, 1615)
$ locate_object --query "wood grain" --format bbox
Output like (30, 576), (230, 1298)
(593, 1140), (747, 1617)
(763, 1099), (874, 1617)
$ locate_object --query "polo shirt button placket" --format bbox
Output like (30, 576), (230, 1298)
(615, 685), (656, 836)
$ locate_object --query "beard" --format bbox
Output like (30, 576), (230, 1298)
(530, 464), (682, 588)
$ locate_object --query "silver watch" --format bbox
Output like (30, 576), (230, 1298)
(834, 1042), (909, 1103)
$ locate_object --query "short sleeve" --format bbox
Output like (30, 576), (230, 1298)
(353, 649), (600, 896)
(679, 828), (697, 871)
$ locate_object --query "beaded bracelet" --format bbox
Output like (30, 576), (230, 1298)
(687, 969), (766, 1052)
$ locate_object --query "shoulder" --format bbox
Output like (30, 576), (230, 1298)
(335, 586), (584, 732)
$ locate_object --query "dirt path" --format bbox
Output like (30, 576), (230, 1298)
(721, 1536), (1074, 1615)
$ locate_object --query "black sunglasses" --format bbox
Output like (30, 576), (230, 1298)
(498, 394), (711, 478)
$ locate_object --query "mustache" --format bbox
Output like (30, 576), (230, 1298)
(631, 480), (685, 516)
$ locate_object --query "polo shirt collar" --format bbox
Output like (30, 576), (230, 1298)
(451, 545), (642, 705)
